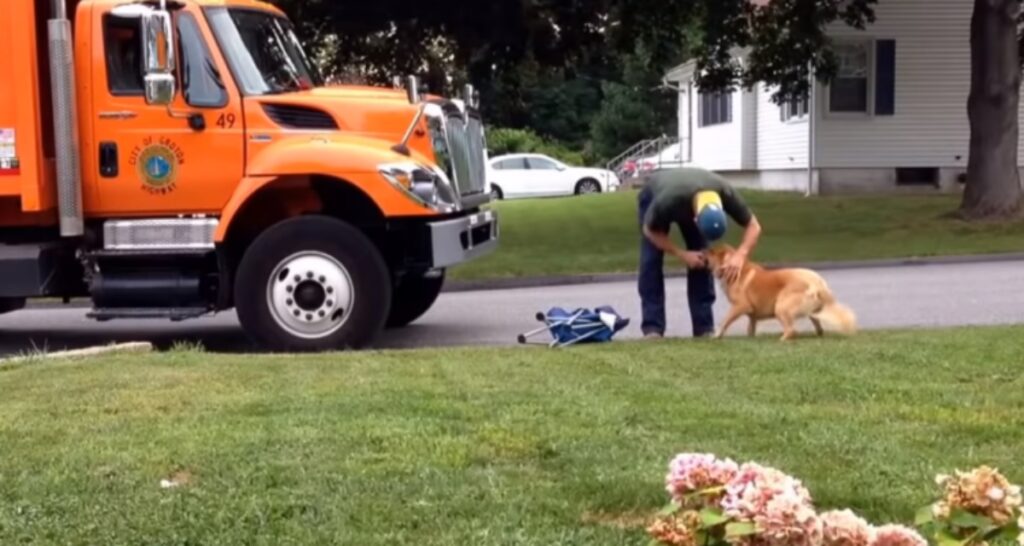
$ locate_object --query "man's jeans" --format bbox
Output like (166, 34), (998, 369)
(637, 186), (716, 337)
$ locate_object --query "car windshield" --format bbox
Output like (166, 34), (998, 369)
(206, 7), (322, 95)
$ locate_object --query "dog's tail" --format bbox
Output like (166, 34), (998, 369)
(811, 289), (857, 335)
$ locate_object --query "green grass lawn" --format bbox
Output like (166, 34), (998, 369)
(450, 191), (1024, 281)
(2, 327), (1023, 544)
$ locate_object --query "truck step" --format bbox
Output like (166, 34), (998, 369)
(87, 248), (213, 258)
(87, 307), (211, 322)
(0, 242), (80, 297)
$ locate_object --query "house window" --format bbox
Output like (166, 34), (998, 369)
(829, 42), (871, 113)
(699, 92), (732, 127)
(781, 98), (809, 122)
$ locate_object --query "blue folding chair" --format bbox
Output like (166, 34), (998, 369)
(517, 306), (630, 348)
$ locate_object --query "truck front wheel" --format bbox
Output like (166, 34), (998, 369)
(235, 216), (391, 352)
(386, 271), (445, 328)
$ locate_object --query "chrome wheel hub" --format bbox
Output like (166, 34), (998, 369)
(267, 251), (354, 340)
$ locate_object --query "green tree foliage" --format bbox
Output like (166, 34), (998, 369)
(268, 0), (685, 165)
(270, 0), (1024, 218)
(590, 46), (678, 162)
(486, 128), (585, 166)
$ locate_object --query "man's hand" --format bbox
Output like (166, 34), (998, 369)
(721, 250), (747, 282)
(676, 250), (707, 270)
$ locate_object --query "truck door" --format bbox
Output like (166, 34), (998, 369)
(86, 6), (244, 215)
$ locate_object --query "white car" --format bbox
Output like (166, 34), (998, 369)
(486, 153), (621, 200)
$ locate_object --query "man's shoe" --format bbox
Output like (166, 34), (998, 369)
(643, 332), (664, 340)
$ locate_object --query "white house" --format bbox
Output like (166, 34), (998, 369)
(664, 0), (1024, 194)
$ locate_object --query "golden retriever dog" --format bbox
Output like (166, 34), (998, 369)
(705, 245), (857, 341)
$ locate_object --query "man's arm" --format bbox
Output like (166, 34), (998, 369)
(734, 215), (762, 259)
(643, 225), (706, 269)
(718, 184), (761, 280)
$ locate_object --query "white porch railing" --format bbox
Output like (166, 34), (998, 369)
(606, 135), (690, 182)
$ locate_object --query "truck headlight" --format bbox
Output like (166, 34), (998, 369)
(379, 162), (455, 212)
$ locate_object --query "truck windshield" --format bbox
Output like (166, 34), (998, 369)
(206, 7), (322, 95)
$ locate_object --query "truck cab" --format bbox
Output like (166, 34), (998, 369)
(0, 0), (498, 351)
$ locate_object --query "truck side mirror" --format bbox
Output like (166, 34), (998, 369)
(141, 10), (176, 106)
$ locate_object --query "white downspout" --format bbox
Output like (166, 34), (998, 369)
(806, 68), (816, 197)
(687, 80), (694, 163)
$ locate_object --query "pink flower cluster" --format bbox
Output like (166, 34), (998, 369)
(872, 525), (928, 546)
(749, 489), (823, 546)
(722, 462), (814, 522)
(821, 509), (874, 546)
(717, 462), (819, 546)
(652, 454), (931, 546)
(666, 453), (739, 506)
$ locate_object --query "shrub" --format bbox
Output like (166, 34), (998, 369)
(486, 127), (586, 167)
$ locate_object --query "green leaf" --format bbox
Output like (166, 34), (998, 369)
(657, 501), (681, 517)
(949, 510), (995, 530)
(916, 505), (936, 526)
(699, 508), (730, 528)
(936, 529), (968, 546)
(726, 522), (758, 537)
(997, 518), (1022, 541)
(648, 539), (664, 546)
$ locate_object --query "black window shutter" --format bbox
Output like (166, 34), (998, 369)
(875, 39), (896, 116)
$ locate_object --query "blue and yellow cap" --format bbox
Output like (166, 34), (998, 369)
(694, 191), (727, 242)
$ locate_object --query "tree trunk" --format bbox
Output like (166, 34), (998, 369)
(960, 0), (1023, 219)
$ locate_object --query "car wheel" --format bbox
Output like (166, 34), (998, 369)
(490, 184), (504, 200)
(386, 270), (446, 328)
(575, 179), (602, 195)
(235, 215), (391, 352)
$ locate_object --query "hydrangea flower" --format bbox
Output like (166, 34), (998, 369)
(937, 466), (1022, 526)
(821, 509), (875, 546)
(648, 514), (698, 546)
(871, 525), (928, 546)
(722, 462), (814, 522)
(750, 489), (824, 546)
(666, 453), (740, 506)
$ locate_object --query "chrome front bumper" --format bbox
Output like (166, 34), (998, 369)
(429, 209), (499, 268)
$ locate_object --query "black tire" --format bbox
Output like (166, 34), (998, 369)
(386, 271), (445, 328)
(234, 215), (391, 352)
(490, 184), (504, 200)
(575, 178), (602, 195)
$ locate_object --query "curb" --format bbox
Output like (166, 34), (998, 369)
(443, 252), (1024, 293)
(0, 342), (153, 364)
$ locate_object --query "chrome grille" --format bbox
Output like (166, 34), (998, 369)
(445, 113), (487, 197)
(465, 115), (486, 193)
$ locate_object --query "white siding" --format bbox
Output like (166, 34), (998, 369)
(689, 87), (744, 171)
(757, 84), (809, 170)
(815, 0), (1024, 169)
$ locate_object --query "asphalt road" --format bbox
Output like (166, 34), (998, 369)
(0, 260), (1021, 356)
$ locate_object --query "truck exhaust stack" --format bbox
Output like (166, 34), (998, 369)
(47, 0), (84, 237)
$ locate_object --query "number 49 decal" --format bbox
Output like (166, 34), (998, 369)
(216, 113), (237, 129)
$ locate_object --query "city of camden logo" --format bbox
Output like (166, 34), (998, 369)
(129, 137), (184, 195)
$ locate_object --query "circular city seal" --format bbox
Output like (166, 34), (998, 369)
(136, 144), (178, 193)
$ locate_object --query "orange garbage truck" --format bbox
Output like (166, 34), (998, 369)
(0, 0), (499, 351)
